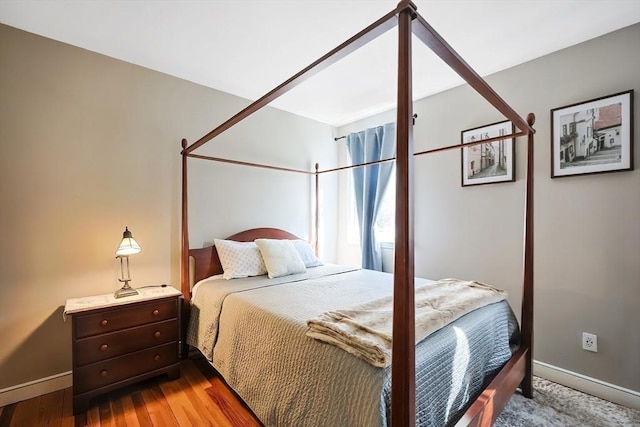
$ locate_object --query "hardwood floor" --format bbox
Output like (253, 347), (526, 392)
(0, 357), (263, 427)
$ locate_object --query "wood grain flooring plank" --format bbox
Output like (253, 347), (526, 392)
(176, 373), (225, 427)
(98, 397), (115, 427)
(110, 397), (126, 426)
(74, 413), (88, 427)
(189, 356), (263, 426)
(34, 392), (58, 426)
(131, 392), (153, 427)
(61, 388), (74, 427)
(181, 360), (237, 427)
(207, 378), (263, 427)
(140, 383), (178, 427)
(159, 377), (209, 426)
(10, 395), (40, 427)
(120, 394), (141, 427)
(0, 404), (15, 427)
(85, 404), (101, 426)
(42, 390), (65, 427)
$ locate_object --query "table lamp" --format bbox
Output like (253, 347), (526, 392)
(115, 226), (141, 298)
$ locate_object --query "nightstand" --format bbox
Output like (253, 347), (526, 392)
(64, 286), (182, 414)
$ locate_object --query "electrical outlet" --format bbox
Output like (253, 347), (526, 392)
(582, 332), (598, 352)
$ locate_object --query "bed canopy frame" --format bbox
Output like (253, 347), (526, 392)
(180, 1), (535, 425)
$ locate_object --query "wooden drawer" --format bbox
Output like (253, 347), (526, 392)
(73, 342), (178, 394)
(75, 298), (178, 338)
(75, 319), (178, 366)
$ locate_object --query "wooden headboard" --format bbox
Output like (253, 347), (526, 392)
(187, 227), (301, 291)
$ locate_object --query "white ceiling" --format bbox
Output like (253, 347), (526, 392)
(1, 0), (639, 127)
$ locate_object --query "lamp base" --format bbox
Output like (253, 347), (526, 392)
(114, 282), (138, 299)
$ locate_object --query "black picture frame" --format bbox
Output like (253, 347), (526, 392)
(461, 120), (515, 187)
(550, 90), (634, 178)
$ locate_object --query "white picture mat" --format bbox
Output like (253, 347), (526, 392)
(461, 120), (514, 186)
(552, 91), (632, 177)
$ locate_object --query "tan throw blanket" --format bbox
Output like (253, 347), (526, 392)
(306, 278), (507, 367)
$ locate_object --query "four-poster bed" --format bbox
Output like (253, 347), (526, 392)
(180, 1), (535, 425)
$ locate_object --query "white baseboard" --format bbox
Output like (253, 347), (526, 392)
(534, 360), (640, 410)
(0, 371), (72, 407)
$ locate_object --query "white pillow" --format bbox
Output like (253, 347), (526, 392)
(291, 239), (323, 268)
(214, 239), (267, 280)
(255, 239), (307, 279)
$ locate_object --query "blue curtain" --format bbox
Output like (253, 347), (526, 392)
(347, 123), (395, 271)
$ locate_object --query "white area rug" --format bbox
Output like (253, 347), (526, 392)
(495, 377), (640, 426)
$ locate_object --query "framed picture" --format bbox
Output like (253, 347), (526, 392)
(551, 90), (634, 178)
(461, 120), (515, 187)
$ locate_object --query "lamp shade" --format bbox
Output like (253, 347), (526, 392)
(115, 227), (141, 256)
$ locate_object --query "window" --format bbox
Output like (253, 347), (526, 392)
(348, 169), (396, 244)
(374, 172), (395, 243)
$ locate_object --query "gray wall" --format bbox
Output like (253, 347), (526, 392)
(337, 24), (640, 391)
(0, 24), (338, 390)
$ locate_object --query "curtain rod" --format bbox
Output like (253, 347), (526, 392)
(334, 113), (417, 141)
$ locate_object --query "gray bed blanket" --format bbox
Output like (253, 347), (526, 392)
(186, 265), (519, 426)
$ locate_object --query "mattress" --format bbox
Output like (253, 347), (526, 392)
(186, 264), (520, 426)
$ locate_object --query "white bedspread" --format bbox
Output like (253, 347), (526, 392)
(186, 264), (517, 427)
(187, 264), (359, 361)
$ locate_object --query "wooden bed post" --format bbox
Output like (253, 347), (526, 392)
(392, 1), (417, 426)
(180, 138), (191, 358)
(178, 0), (536, 422)
(521, 113), (535, 397)
(315, 162), (320, 256)
(181, 138), (190, 302)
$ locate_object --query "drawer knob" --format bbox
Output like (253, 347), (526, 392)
(100, 344), (108, 351)
(152, 309), (160, 316)
(100, 319), (108, 326)
(154, 355), (161, 361)
(154, 331), (161, 338)
(101, 370), (108, 377)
